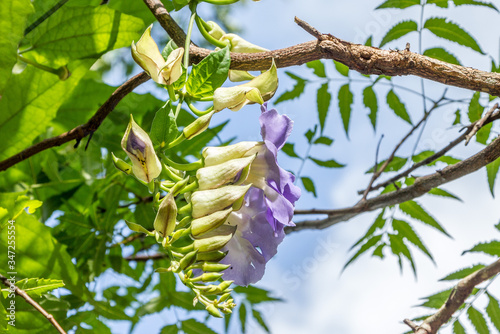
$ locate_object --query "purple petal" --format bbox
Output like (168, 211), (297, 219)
(259, 103), (293, 151)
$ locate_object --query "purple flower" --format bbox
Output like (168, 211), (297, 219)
(205, 103), (301, 285)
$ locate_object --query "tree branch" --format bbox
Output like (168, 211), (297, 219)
(288, 134), (500, 233)
(0, 72), (150, 172)
(144, 0), (500, 96)
(124, 253), (167, 262)
(0, 274), (67, 334)
(404, 258), (500, 334)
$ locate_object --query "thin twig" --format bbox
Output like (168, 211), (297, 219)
(465, 103), (500, 145)
(404, 258), (500, 334)
(0, 72), (150, 172)
(0, 274), (67, 334)
(124, 253), (167, 261)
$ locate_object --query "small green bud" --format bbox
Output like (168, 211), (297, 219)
(183, 111), (215, 140)
(196, 250), (228, 262)
(219, 292), (231, 303)
(179, 250), (199, 270)
(206, 304), (223, 318)
(199, 262), (231, 272)
(111, 153), (132, 175)
(190, 272), (223, 282)
(154, 193), (177, 238)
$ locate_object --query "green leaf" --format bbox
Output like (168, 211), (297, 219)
(423, 47), (462, 65)
(388, 233), (416, 275)
(440, 264), (485, 281)
(350, 210), (386, 250)
(468, 91), (491, 144)
(338, 84), (353, 136)
(181, 319), (217, 334)
(428, 187), (462, 201)
(452, 320), (466, 334)
(376, 0), (420, 9)
(0, 0), (33, 94)
(380, 20), (418, 47)
(387, 90), (412, 124)
(468, 306), (489, 334)
(424, 17), (483, 54)
(301, 177), (317, 197)
(464, 241), (500, 256)
(24, 6), (144, 66)
(366, 157), (408, 173)
(333, 60), (349, 76)
(275, 72), (306, 105)
(305, 126), (317, 143)
(186, 46), (230, 98)
(309, 157), (345, 168)
(252, 309), (270, 333)
(363, 86), (378, 129)
(161, 324), (180, 334)
(486, 293), (500, 332)
(125, 221), (152, 235)
(453, 0), (498, 11)
(420, 288), (453, 309)
(282, 143), (300, 158)
(453, 109), (462, 125)
(233, 286), (282, 304)
(239, 303), (247, 333)
(372, 243), (386, 258)
(392, 219), (434, 262)
(0, 278), (64, 298)
(412, 150), (461, 166)
(314, 136), (334, 146)
(150, 103), (177, 147)
(306, 60), (326, 78)
(317, 83), (331, 133)
(487, 157), (500, 197)
(0, 61), (89, 161)
(399, 200), (450, 237)
(344, 235), (383, 270)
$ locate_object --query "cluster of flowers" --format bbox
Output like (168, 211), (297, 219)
(114, 23), (300, 316)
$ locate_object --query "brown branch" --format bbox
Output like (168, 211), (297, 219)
(465, 103), (500, 145)
(288, 134), (500, 233)
(404, 258), (500, 334)
(0, 72), (150, 172)
(359, 107), (500, 194)
(0, 274), (66, 334)
(144, 0), (500, 96)
(124, 253), (167, 262)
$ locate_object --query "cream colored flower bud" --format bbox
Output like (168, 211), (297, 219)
(183, 111), (215, 140)
(221, 33), (269, 54)
(121, 115), (162, 183)
(191, 185), (251, 218)
(213, 60), (278, 112)
(206, 21), (226, 41)
(131, 25), (184, 85)
(192, 225), (236, 252)
(191, 208), (233, 237)
(202, 141), (263, 166)
(197, 155), (256, 190)
(154, 193), (177, 238)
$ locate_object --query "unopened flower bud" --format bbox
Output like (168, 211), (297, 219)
(179, 250), (199, 270)
(121, 115), (162, 183)
(192, 225), (236, 252)
(206, 21), (225, 40)
(111, 153), (132, 175)
(196, 250), (228, 262)
(191, 208), (232, 237)
(191, 185), (252, 218)
(183, 111), (215, 140)
(202, 141), (262, 166)
(197, 155), (256, 190)
(206, 304), (222, 318)
(190, 272), (223, 282)
(154, 193), (177, 238)
(199, 262), (231, 272)
(220, 33), (268, 54)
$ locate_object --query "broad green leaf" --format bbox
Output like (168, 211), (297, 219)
(440, 264), (485, 281)
(486, 157), (500, 197)
(309, 157), (345, 168)
(424, 17), (483, 54)
(428, 0), (449, 7)
(412, 150), (461, 166)
(0, 61), (89, 161)
(388, 233), (416, 275)
(161, 324), (180, 334)
(24, 6), (144, 66)
(486, 293), (500, 332)
(0, 212), (87, 298)
(182, 319), (217, 334)
(275, 72), (306, 104)
(301, 177), (317, 197)
(344, 234), (383, 270)
(399, 200), (450, 237)
(306, 60), (326, 78)
(392, 219), (434, 262)
(453, 320), (466, 334)
(423, 47), (462, 65)
(350, 210), (386, 250)
(252, 309), (270, 333)
(453, 0), (498, 11)
(0, 0), (33, 94)
(0, 278), (64, 298)
(387, 90), (412, 124)
(363, 86), (378, 129)
(186, 46), (230, 98)
(233, 286), (282, 304)
(317, 83), (331, 133)
(465, 241), (500, 256)
(468, 306), (489, 334)
(150, 102), (177, 147)
(314, 136), (334, 146)
(282, 143), (300, 158)
(420, 288), (453, 309)
(366, 156), (408, 173)
(428, 187), (462, 201)
(338, 84), (353, 136)
(333, 60), (349, 77)
(376, 0), (420, 9)
(239, 303), (247, 333)
(108, 0), (173, 25)
(380, 20), (418, 47)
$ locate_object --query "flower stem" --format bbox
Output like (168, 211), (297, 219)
(195, 14), (229, 48)
(163, 156), (203, 171)
(17, 55), (70, 80)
